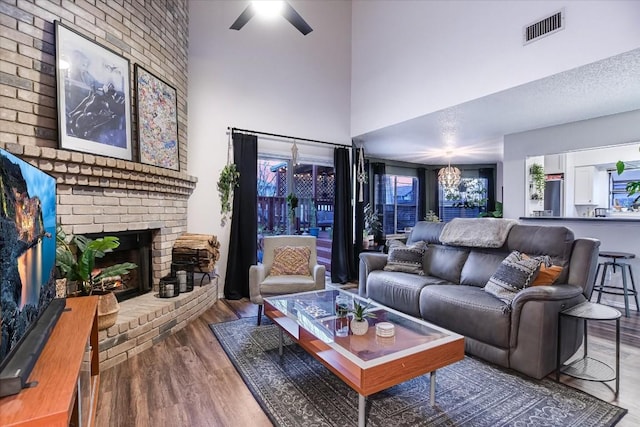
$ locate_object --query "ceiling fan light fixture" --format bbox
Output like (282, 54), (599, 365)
(252, 1), (285, 19)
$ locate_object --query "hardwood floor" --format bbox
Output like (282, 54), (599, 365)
(96, 299), (640, 426)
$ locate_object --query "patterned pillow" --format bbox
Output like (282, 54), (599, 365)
(383, 240), (427, 275)
(484, 251), (545, 303)
(270, 246), (311, 276)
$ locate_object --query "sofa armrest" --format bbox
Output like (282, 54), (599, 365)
(249, 264), (266, 304)
(312, 264), (326, 290)
(358, 252), (388, 297)
(511, 284), (584, 308)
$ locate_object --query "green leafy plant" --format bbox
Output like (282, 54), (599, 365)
(530, 163), (545, 200)
(363, 203), (382, 236)
(616, 159), (640, 204)
(56, 226), (137, 295)
(350, 300), (376, 322)
(479, 201), (503, 218)
(217, 163), (240, 226)
(286, 192), (299, 211)
(424, 210), (441, 222)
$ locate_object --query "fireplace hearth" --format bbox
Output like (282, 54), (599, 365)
(87, 230), (155, 302)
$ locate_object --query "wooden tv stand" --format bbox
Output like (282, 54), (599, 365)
(0, 297), (99, 427)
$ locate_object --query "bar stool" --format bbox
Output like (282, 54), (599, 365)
(591, 251), (638, 317)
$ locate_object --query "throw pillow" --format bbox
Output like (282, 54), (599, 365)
(270, 246), (311, 276)
(531, 264), (563, 286)
(383, 241), (427, 275)
(484, 251), (544, 303)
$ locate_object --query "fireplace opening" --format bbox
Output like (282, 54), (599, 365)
(86, 230), (154, 302)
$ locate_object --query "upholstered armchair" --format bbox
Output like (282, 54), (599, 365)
(249, 235), (326, 325)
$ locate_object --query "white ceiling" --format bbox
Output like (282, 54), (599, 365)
(354, 48), (640, 166)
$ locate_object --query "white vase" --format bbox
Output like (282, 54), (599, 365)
(350, 319), (369, 335)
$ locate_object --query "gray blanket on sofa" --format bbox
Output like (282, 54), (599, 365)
(440, 218), (518, 248)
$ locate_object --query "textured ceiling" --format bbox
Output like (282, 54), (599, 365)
(355, 48), (640, 165)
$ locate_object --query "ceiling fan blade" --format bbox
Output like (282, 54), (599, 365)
(282, 2), (313, 35)
(230, 4), (255, 31)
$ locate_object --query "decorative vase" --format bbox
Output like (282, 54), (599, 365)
(350, 319), (369, 336)
(96, 291), (120, 330)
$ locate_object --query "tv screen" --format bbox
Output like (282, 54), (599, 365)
(0, 148), (63, 396)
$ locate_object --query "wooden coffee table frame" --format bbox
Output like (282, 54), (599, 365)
(264, 291), (464, 427)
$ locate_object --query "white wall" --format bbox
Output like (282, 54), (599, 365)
(188, 0), (352, 288)
(351, 0), (640, 136)
(503, 109), (640, 219)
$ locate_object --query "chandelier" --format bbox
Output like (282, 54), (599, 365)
(438, 161), (461, 190)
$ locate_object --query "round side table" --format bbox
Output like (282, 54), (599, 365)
(556, 301), (621, 396)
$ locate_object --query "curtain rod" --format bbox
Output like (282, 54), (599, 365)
(228, 127), (350, 148)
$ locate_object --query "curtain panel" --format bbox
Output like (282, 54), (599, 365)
(331, 147), (356, 284)
(224, 132), (258, 299)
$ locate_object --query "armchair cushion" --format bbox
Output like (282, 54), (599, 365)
(270, 246), (311, 276)
(259, 274), (317, 296)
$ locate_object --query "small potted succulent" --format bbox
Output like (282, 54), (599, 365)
(350, 300), (376, 335)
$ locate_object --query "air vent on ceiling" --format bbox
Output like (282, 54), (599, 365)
(523, 9), (565, 45)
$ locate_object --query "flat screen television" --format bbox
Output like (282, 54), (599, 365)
(0, 148), (65, 397)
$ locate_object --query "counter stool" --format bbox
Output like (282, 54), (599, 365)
(591, 251), (638, 317)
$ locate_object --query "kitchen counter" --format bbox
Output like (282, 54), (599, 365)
(520, 216), (640, 222)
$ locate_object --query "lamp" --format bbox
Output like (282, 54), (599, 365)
(438, 161), (461, 190)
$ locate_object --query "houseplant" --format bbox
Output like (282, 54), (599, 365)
(217, 163), (240, 226)
(56, 226), (137, 329)
(363, 203), (381, 249)
(616, 159), (640, 204)
(350, 299), (376, 335)
(287, 192), (299, 233)
(530, 163), (545, 201)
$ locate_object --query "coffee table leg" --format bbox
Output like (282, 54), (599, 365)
(358, 394), (366, 427)
(430, 370), (436, 406)
(278, 328), (283, 356)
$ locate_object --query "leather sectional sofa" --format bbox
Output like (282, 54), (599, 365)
(358, 220), (600, 379)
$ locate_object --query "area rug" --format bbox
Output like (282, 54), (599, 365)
(209, 317), (626, 427)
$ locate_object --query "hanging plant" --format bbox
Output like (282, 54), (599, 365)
(530, 163), (545, 200)
(217, 163), (240, 226)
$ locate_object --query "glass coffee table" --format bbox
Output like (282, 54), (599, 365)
(264, 289), (464, 427)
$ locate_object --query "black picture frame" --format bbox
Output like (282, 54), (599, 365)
(134, 64), (180, 171)
(54, 21), (132, 160)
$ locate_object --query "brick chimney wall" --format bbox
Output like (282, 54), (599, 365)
(0, 0), (194, 282)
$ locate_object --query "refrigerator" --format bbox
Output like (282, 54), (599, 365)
(543, 175), (564, 217)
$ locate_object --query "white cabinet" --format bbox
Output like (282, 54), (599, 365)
(574, 166), (598, 205)
(544, 153), (565, 174)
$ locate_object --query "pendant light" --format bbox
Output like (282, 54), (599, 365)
(438, 160), (461, 190)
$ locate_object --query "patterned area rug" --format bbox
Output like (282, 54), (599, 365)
(210, 317), (626, 427)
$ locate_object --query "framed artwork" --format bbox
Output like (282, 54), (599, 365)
(54, 21), (132, 160)
(134, 65), (179, 170)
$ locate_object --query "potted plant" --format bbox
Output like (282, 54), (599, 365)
(56, 226), (137, 330)
(287, 193), (299, 233)
(363, 203), (381, 249)
(309, 203), (319, 237)
(217, 163), (240, 226)
(350, 300), (376, 335)
(530, 163), (545, 201)
(616, 159), (640, 205)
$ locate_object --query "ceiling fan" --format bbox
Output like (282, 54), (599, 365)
(230, 1), (313, 36)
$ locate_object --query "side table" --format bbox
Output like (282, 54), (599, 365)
(556, 301), (621, 396)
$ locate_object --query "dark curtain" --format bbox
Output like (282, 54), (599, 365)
(433, 169), (441, 219)
(479, 167), (496, 212)
(331, 147), (356, 284)
(372, 162), (386, 235)
(224, 132), (258, 299)
(417, 167), (427, 221)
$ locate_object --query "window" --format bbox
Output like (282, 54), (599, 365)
(439, 177), (488, 222)
(610, 168), (640, 210)
(375, 175), (419, 234)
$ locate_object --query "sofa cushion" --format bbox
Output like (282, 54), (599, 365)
(367, 270), (452, 318)
(383, 240), (427, 275)
(420, 285), (511, 348)
(484, 251), (544, 303)
(424, 245), (469, 283)
(460, 251), (508, 287)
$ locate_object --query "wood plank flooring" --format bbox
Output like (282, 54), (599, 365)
(96, 299), (640, 427)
